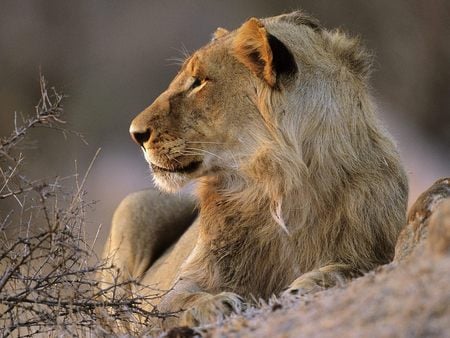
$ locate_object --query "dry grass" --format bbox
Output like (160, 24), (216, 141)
(0, 76), (172, 337)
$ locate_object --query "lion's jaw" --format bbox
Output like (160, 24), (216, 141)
(142, 150), (201, 192)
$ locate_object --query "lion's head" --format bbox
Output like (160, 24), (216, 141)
(129, 12), (387, 199)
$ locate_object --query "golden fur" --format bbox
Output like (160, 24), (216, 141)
(101, 11), (408, 328)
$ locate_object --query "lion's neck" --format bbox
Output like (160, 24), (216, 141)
(191, 175), (295, 297)
(195, 174), (287, 237)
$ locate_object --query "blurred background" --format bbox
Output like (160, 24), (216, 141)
(0, 0), (449, 252)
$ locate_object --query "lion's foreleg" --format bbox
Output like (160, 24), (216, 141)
(158, 279), (245, 328)
(284, 263), (357, 296)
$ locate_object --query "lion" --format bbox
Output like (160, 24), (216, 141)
(100, 11), (408, 329)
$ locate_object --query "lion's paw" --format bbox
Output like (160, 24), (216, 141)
(283, 274), (325, 296)
(180, 292), (245, 327)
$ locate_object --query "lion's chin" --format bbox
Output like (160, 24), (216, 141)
(150, 161), (203, 192)
(152, 171), (192, 193)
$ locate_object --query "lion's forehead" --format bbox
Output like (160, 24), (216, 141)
(181, 35), (238, 75)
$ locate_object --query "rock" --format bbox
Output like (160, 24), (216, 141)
(427, 198), (450, 256)
(394, 177), (450, 262)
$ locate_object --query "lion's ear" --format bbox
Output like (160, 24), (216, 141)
(232, 18), (276, 86)
(213, 27), (229, 40)
(233, 18), (297, 87)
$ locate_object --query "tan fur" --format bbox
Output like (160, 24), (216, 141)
(101, 11), (408, 328)
(212, 27), (229, 40)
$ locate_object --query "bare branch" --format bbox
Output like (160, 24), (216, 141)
(0, 76), (170, 336)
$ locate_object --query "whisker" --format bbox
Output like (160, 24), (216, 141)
(169, 150), (203, 159)
(169, 149), (195, 155)
(169, 146), (240, 169)
(173, 149), (240, 170)
(186, 147), (225, 161)
(168, 45), (191, 67)
(166, 57), (186, 67)
(178, 43), (191, 59)
(179, 151), (202, 157)
(186, 141), (226, 145)
(165, 154), (182, 165)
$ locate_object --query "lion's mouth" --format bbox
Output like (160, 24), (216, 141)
(151, 161), (202, 174)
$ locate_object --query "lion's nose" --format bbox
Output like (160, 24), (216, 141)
(129, 124), (151, 147)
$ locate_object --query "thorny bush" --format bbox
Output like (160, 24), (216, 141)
(0, 76), (171, 337)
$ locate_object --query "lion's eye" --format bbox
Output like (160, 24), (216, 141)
(187, 77), (208, 96)
(191, 77), (202, 89)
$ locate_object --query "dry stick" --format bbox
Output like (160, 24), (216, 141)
(69, 148), (101, 212)
(0, 233), (52, 292)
